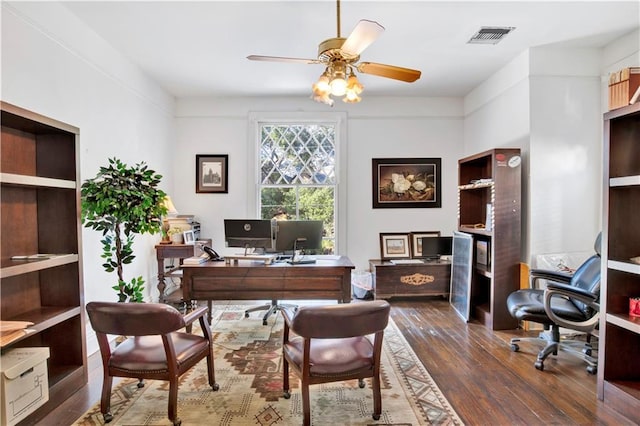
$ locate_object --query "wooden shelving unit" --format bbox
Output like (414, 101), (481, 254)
(0, 101), (87, 423)
(598, 102), (640, 422)
(457, 148), (521, 330)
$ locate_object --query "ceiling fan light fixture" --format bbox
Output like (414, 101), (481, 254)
(346, 73), (363, 94)
(343, 90), (361, 103)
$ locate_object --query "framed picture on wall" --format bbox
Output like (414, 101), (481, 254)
(196, 154), (228, 193)
(379, 233), (411, 260)
(372, 158), (442, 208)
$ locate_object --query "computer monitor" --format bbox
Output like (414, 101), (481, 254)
(420, 236), (453, 260)
(275, 220), (323, 253)
(224, 219), (273, 252)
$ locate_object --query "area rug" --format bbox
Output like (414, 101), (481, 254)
(73, 303), (463, 425)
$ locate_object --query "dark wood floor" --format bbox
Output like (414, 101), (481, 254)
(34, 298), (633, 425)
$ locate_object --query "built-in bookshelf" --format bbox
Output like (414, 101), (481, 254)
(597, 102), (640, 423)
(0, 102), (87, 423)
(457, 148), (522, 330)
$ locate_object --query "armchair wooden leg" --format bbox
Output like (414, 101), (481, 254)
(100, 375), (114, 423)
(302, 381), (311, 426)
(372, 374), (382, 420)
(168, 377), (180, 426)
(206, 354), (219, 391)
(282, 357), (290, 397)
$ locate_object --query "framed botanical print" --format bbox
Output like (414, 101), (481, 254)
(372, 158), (442, 208)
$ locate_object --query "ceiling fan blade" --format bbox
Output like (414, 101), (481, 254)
(340, 20), (385, 56)
(247, 55), (322, 65)
(357, 62), (422, 83)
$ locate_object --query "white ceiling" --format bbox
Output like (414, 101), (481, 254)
(62, 1), (639, 99)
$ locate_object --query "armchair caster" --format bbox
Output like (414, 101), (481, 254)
(372, 413), (381, 420)
(103, 412), (113, 423)
(358, 379), (365, 388)
(283, 390), (291, 399)
(137, 379), (145, 388)
(212, 382), (220, 391)
(172, 418), (181, 426)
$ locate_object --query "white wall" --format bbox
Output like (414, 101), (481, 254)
(175, 97), (464, 270)
(463, 32), (640, 264)
(2, 2), (176, 353)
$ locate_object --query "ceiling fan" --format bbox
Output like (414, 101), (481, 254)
(247, 0), (421, 105)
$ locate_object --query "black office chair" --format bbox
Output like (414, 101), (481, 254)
(245, 300), (298, 325)
(506, 234), (601, 374)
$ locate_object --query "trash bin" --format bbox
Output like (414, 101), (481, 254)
(351, 270), (374, 300)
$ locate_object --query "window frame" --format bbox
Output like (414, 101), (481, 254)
(248, 112), (347, 254)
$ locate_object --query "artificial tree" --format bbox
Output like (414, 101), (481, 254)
(81, 158), (167, 302)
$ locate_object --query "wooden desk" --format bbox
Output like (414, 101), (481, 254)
(155, 240), (210, 303)
(369, 259), (451, 299)
(181, 256), (355, 322)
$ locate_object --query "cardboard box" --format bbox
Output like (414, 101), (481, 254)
(0, 347), (50, 426)
(608, 67), (640, 110)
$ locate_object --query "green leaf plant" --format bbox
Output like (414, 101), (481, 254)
(81, 158), (167, 302)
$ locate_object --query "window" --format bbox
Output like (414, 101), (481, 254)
(255, 119), (342, 254)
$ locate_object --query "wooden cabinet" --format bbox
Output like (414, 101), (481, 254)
(369, 259), (451, 299)
(598, 102), (640, 422)
(0, 102), (87, 423)
(457, 148), (521, 330)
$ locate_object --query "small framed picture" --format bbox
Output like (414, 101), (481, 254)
(379, 233), (411, 260)
(183, 230), (196, 245)
(410, 231), (441, 258)
(196, 154), (228, 193)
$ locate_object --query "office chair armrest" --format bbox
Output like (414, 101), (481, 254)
(530, 269), (573, 288)
(543, 283), (600, 333)
(182, 306), (209, 327)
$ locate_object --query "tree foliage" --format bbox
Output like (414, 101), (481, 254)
(81, 158), (166, 302)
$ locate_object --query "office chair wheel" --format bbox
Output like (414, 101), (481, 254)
(534, 360), (544, 371)
(358, 379), (365, 388)
(583, 348), (592, 356)
(510, 343), (520, 352)
(586, 365), (597, 375)
(245, 312), (250, 318)
(263, 320), (268, 325)
(283, 391), (291, 399)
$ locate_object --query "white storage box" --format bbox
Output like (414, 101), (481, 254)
(0, 347), (50, 426)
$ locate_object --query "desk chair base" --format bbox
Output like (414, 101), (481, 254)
(245, 300), (298, 325)
(510, 328), (597, 374)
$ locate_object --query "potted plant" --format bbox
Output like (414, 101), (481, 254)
(81, 158), (167, 302)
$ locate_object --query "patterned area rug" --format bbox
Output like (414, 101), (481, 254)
(74, 303), (462, 425)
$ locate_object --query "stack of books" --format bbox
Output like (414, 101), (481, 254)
(608, 67), (640, 110)
(182, 254), (209, 265)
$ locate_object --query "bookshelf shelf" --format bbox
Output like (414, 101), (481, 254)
(457, 148), (521, 330)
(598, 102), (640, 423)
(0, 102), (87, 422)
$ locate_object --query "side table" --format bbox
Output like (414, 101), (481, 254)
(155, 239), (211, 303)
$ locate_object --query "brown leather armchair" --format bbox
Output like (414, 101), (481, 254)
(86, 302), (219, 426)
(281, 300), (391, 425)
